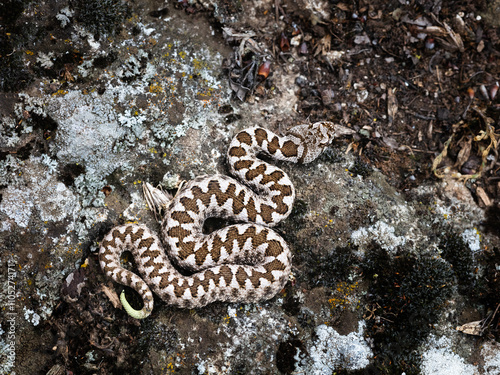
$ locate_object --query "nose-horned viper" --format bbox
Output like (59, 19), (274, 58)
(100, 122), (352, 318)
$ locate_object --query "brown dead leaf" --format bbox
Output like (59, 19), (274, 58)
(454, 136), (472, 169)
(444, 21), (465, 52)
(477, 40), (485, 53)
(423, 25), (448, 37)
(46, 364), (65, 375)
(387, 88), (398, 125)
(382, 136), (399, 150)
(101, 284), (122, 308)
(336, 3), (351, 11)
(314, 34), (331, 56)
(476, 186), (492, 206)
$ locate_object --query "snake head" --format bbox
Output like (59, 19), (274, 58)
(287, 122), (355, 163)
(309, 121), (356, 144)
(331, 123), (356, 138)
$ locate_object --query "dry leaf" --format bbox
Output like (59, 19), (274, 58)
(476, 186), (491, 206)
(424, 25), (448, 36)
(456, 320), (482, 336)
(433, 110), (500, 181)
(46, 364), (65, 375)
(432, 134), (454, 178)
(387, 88), (398, 125)
(101, 284), (122, 308)
(454, 136), (472, 169)
(314, 34), (331, 56)
(382, 137), (399, 150)
(444, 22), (464, 52)
(477, 40), (485, 53)
(336, 3), (351, 11)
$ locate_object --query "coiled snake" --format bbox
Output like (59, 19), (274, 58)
(99, 122), (351, 318)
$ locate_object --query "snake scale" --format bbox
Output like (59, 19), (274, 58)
(100, 121), (349, 318)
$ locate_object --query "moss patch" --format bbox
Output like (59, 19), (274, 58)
(361, 245), (454, 374)
(71, 0), (131, 39)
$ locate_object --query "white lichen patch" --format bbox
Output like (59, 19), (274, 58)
(71, 24), (101, 52)
(0, 188), (35, 228)
(351, 220), (407, 254)
(295, 321), (373, 373)
(194, 305), (293, 373)
(0, 154), (24, 188)
(16, 27), (229, 245)
(36, 51), (56, 69)
(420, 335), (477, 375)
(122, 191), (147, 221)
(23, 307), (41, 326)
(162, 173), (181, 189)
(48, 90), (128, 177)
(482, 341), (500, 375)
(39, 181), (78, 222)
(0, 119), (20, 148)
(196, 360), (220, 375)
(56, 6), (73, 28)
(0, 156), (80, 228)
(116, 50), (149, 79)
(461, 228), (481, 253)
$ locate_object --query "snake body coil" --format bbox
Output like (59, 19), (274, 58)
(100, 122), (342, 318)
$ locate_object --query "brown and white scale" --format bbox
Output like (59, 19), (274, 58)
(99, 122), (352, 318)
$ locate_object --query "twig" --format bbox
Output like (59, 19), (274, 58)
(481, 303), (500, 333)
(435, 65), (444, 92)
(429, 52), (440, 73)
(408, 111), (436, 121)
